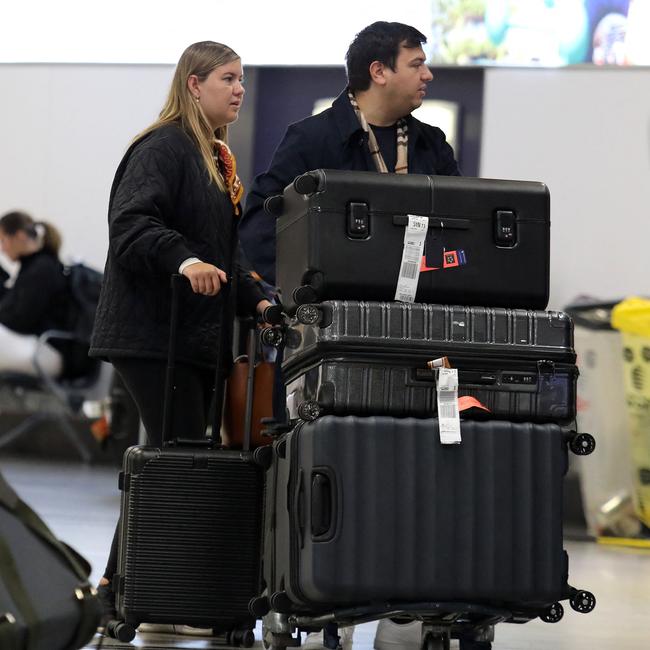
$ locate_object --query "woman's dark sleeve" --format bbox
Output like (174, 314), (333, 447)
(109, 139), (196, 276)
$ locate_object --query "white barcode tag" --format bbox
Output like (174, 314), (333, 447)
(394, 215), (429, 303)
(436, 367), (461, 444)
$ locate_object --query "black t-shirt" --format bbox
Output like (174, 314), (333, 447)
(369, 123), (397, 172)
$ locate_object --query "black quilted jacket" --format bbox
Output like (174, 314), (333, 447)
(90, 124), (263, 368)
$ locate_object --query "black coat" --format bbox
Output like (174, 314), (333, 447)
(90, 124), (263, 368)
(239, 90), (461, 284)
(0, 250), (69, 336)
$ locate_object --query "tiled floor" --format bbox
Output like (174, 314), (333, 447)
(2, 454), (649, 650)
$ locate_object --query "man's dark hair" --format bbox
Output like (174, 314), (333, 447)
(346, 21), (427, 92)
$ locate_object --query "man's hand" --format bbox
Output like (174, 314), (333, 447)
(182, 262), (228, 296)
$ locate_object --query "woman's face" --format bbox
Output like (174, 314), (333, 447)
(192, 59), (245, 131)
(0, 230), (28, 261)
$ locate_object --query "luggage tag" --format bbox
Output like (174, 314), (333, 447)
(394, 215), (429, 303)
(428, 358), (461, 445)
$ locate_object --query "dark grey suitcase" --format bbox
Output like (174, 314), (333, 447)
(264, 416), (593, 615)
(111, 276), (265, 645)
(282, 301), (577, 424)
(273, 169), (550, 311)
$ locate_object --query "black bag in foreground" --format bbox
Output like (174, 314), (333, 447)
(273, 169), (550, 312)
(110, 275), (265, 645)
(0, 472), (101, 650)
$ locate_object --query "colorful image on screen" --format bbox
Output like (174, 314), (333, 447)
(429, 0), (649, 66)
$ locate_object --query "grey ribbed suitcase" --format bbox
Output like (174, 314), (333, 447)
(283, 301), (578, 424)
(112, 276), (264, 643)
(265, 416), (572, 613)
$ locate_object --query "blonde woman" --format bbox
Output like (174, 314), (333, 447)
(90, 41), (271, 624)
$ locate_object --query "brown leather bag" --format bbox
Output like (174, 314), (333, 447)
(222, 353), (275, 449)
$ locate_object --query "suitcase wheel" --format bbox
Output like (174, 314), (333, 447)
(421, 631), (450, 650)
(293, 172), (319, 196)
(539, 601), (564, 623)
(569, 432), (596, 456)
(106, 619), (136, 642)
(269, 590), (293, 613)
(254, 445), (274, 470)
(570, 590), (596, 614)
(296, 304), (322, 326)
(261, 326), (284, 348)
(293, 285), (319, 306)
(227, 627), (256, 647)
(298, 400), (321, 422)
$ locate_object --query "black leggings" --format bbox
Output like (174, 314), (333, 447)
(103, 357), (215, 581)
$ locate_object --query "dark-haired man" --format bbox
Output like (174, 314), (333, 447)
(239, 20), (460, 285)
(240, 23), (463, 650)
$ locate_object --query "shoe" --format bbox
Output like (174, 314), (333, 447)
(137, 623), (214, 636)
(374, 618), (421, 650)
(96, 582), (117, 630)
(303, 625), (354, 650)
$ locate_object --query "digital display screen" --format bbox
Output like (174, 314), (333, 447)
(1, 0), (647, 66)
(430, 0), (648, 66)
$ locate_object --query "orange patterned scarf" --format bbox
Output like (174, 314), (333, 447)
(214, 139), (244, 216)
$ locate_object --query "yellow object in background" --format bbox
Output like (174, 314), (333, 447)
(612, 297), (650, 529)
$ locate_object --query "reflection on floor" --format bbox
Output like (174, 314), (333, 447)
(2, 455), (649, 650)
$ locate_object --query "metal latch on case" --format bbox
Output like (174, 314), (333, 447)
(346, 202), (369, 239)
(494, 210), (517, 247)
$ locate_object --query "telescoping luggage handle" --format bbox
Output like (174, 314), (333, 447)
(161, 274), (255, 452)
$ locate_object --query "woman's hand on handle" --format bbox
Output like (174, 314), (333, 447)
(182, 262), (228, 296)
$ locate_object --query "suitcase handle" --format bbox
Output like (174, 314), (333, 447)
(293, 469), (305, 548)
(311, 471), (335, 538)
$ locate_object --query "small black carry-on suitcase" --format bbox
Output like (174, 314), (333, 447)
(281, 301), (578, 424)
(109, 276), (265, 645)
(264, 416), (595, 617)
(272, 169), (550, 311)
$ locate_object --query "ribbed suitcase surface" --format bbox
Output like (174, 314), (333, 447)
(283, 301), (577, 423)
(267, 416), (569, 611)
(117, 447), (263, 629)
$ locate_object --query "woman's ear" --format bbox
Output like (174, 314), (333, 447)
(187, 74), (200, 99)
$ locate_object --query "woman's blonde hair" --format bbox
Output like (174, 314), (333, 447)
(135, 41), (240, 191)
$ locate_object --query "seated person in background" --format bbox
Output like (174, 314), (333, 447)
(0, 211), (69, 377)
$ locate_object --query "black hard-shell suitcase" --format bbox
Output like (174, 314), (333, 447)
(265, 416), (582, 613)
(0, 472), (101, 650)
(282, 301), (577, 424)
(112, 276), (264, 644)
(273, 169), (550, 311)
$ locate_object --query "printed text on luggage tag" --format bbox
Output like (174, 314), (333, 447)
(394, 215), (429, 303)
(437, 367), (461, 444)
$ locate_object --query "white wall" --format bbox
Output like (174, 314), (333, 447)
(0, 64), (171, 268)
(481, 67), (650, 310)
(0, 63), (256, 270)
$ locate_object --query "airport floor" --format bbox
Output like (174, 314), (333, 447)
(2, 454), (650, 650)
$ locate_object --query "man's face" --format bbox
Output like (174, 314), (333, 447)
(382, 45), (433, 117)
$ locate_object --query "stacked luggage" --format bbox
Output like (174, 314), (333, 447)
(261, 170), (596, 650)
